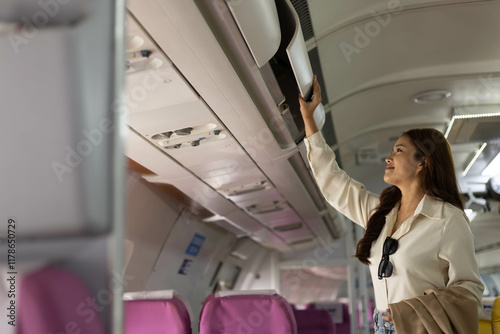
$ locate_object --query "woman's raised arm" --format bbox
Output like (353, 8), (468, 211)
(299, 75), (321, 138)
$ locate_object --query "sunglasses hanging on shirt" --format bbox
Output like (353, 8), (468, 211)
(378, 237), (398, 280)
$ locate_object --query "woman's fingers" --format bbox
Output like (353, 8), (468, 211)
(381, 308), (393, 321)
(299, 75), (322, 118)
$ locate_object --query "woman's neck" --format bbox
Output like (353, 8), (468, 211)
(399, 186), (426, 214)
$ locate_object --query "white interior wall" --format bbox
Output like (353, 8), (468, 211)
(232, 247), (271, 291)
(124, 171), (182, 292)
(145, 212), (237, 327)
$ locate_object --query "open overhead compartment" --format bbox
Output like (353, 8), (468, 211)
(126, 0), (344, 251)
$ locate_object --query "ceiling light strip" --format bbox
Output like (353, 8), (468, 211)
(454, 112), (500, 119)
(463, 143), (487, 177)
(444, 117), (456, 139)
(445, 112), (500, 139)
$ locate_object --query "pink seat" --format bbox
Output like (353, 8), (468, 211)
(124, 290), (191, 334)
(293, 308), (336, 334)
(200, 290), (297, 334)
(335, 303), (351, 334)
(18, 266), (106, 334)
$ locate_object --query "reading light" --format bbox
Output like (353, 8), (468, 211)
(482, 152), (500, 176)
(462, 143), (487, 176)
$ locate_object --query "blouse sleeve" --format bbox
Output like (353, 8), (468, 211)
(438, 211), (484, 315)
(304, 131), (380, 228)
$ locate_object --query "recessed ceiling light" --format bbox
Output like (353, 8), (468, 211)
(412, 90), (451, 104)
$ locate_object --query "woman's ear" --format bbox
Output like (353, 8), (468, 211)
(418, 157), (427, 172)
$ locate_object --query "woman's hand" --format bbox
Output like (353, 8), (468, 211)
(298, 75), (322, 120)
(299, 75), (322, 137)
(382, 308), (393, 322)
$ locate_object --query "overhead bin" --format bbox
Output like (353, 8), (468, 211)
(227, 0), (326, 144)
(226, 0), (281, 68)
(127, 0), (344, 251)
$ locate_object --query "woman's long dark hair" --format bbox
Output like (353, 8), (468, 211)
(355, 128), (464, 265)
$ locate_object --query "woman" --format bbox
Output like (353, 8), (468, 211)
(299, 76), (483, 333)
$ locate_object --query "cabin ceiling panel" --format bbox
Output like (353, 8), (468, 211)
(163, 137), (257, 180)
(315, 1), (500, 104)
(308, 0), (489, 38)
(252, 228), (292, 252)
(128, 100), (218, 135)
(231, 187), (284, 208)
(247, 206), (302, 229)
(217, 210), (269, 235)
(329, 76), (499, 183)
(330, 76), (500, 143)
(126, 14), (199, 113)
(223, 186), (285, 210)
(274, 226), (314, 244)
(202, 167), (269, 194)
(126, 65), (199, 114)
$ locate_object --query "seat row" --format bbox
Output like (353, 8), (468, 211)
(15, 266), (370, 334)
(124, 289), (336, 334)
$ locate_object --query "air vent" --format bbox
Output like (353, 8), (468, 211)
(151, 131), (173, 140)
(175, 127), (193, 136)
(247, 200), (287, 215)
(289, 0), (314, 41)
(222, 180), (270, 197)
(290, 238), (314, 246)
(274, 222), (303, 232)
(149, 123), (226, 149)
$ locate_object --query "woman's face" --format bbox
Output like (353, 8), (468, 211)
(384, 135), (424, 188)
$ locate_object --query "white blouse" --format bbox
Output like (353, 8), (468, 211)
(305, 131), (484, 314)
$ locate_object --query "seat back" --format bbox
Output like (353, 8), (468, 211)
(293, 308), (336, 334)
(18, 266), (106, 334)
(335, 303), (351, 334)
(123, 290), (192, 334)
(200, 290), (297, 334)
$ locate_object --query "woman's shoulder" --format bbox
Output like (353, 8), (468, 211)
(425, 195), (468, 224)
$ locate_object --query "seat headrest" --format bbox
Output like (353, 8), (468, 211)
(200, 291), (297, 334)
(18, 266), (106, 334)
(123, 289), (193, 320)
(124, 297), (191, 334)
